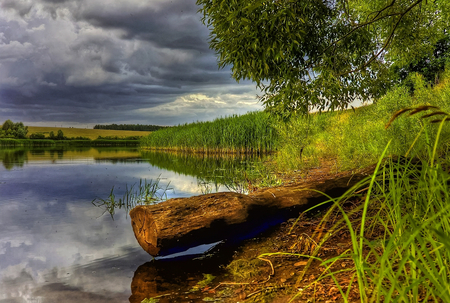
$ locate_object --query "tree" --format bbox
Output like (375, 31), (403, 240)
(197, 0), (450, 117)
(0, 120), (28, 138)
(56, 129), (65, 140)
(394, 34), (450, 89)
(2, 119), (14, 131)
(13, 122), (28, 139)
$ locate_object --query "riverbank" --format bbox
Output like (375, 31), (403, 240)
(130, 161), (369, 302)
(133, 140), (450, 302)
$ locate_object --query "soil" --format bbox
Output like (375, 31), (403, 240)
(130, 161), (374, 303)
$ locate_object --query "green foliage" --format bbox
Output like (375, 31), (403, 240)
(394, 35), (450, 89)
(0, 120), (28, 139)
(47, 130), (66, 140)
(256, 119), (450, 302)
(2, 119), (14, 131)
(274, 70), (450, 170)
(141, 111), (278, 154)
(197, 0), (450, 116)
(29, 133), (46, 139)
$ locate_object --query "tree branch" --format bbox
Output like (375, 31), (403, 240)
(338, 0), (424, 76)
(367, 0), (398, 23)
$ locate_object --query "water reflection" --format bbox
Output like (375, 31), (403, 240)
(141, 150), (266, 194)
(0, 148), (28, 169)
(0, 146), (142, 169)
(92, 177), (173, 219)
(0, 147), (264, 302)
(130, 244), (235, 303)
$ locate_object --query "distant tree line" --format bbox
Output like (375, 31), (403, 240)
(1, 120), (28, 139)
(93, 124), (169, 131)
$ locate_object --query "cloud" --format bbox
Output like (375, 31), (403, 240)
(0, 0), (262, 126)
(136, 88), (262, 125)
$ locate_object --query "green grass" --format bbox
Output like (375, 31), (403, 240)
(261, 113), (450, 302)
(141, 111), (278, 154)
(274, 71), (450, 171)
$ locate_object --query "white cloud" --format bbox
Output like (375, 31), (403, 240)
(26, 23), (45, 32)
(0, 41), (34, 61)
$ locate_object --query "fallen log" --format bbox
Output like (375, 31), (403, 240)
(130, 170), (372, 257)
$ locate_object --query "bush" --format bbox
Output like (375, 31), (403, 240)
(29, 133), (46, 139)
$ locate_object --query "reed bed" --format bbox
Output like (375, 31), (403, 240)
(140, 111), (278, 154)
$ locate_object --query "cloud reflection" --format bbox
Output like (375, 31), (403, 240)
(0, 147), (245, 302)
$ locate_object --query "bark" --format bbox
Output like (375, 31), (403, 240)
(130, 170), (372, 257)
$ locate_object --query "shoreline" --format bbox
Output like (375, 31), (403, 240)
(129, 161), (376, 302)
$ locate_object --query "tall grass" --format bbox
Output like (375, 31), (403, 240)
(284, 110), (450, 302)
(140, 111), (278, 154)
(275, 70), (450, 171)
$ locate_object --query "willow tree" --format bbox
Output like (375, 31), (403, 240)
(197, 0), (450, 116)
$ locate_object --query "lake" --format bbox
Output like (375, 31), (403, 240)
(0, 147), (261, 302)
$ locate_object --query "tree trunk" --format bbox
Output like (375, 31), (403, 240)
(130, 170), (371, 257)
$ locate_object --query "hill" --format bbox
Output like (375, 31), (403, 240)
(27, 126), (152, 140)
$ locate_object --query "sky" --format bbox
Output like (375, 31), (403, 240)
(0, 0), (263, 127)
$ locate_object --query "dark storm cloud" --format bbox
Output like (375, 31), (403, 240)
(0, 0), (262, 126)
(78, 0), (210, 51)
(0, 0), (33, 17)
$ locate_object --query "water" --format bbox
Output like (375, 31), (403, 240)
(0, 147), (260, 302)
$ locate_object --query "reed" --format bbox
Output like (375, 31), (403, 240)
(92, 177), (172, 219)
(140, 111), (278, 154)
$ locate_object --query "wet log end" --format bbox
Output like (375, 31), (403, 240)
(130, 206), (160, 256)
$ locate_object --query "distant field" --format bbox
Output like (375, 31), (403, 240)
(28, 126), (152, 140)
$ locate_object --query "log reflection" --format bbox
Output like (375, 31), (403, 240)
(129, 245), (234, 303)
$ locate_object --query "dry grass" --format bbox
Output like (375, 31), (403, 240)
(28, 126), (152, 140)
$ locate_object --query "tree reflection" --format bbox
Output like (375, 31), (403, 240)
(0, 149), (28, 170)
